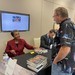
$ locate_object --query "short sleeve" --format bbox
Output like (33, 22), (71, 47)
(60, 23), (73, 47)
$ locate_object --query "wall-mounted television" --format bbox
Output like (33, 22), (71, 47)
(0, 11), (30, 32)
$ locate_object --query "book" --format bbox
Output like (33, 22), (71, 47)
(27, 55), (47, 72)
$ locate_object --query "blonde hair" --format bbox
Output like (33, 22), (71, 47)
(55, 7), (68, 18)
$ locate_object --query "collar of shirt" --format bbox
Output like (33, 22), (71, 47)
(60, 18), (71, 26)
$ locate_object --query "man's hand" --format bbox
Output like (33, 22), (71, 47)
(53, 46), (71, 64)
(53, 59), (58, 64)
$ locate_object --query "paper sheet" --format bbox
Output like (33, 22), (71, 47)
(5, 58), (17, 75)
(13, 64), (36, 75)
(0, 58), (35, 75)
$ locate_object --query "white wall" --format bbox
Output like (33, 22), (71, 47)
(0, 0), (43, 55)
(0, 0), (75, 57)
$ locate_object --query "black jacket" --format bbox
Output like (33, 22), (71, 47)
(40, 34), (54, 49)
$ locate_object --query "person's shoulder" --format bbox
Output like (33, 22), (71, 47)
(8, 39), (13, 42)
(41, 34), (47, 40)
(41, 34), (47, 38)
(7, 39), (14, 44)
(63, 18), (72, 25)
(20, 38), (26, 42)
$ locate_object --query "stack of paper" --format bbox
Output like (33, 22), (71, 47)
(0, 62), (6, 75)
(27, 55), (47, 72)
(5, 58), (17, 75)
(0, 58), (35, 75)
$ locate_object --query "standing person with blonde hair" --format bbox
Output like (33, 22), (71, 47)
(52, 7), (75, 75)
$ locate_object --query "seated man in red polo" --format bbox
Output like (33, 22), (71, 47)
(5, 30), (36, 57)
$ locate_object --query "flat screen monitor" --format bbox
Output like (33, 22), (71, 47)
(0, 11), (30, 32)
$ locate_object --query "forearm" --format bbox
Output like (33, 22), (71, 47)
(25, 44), (34, 50)
(24, 41), (34, 50)
(53, 46), (71, 64)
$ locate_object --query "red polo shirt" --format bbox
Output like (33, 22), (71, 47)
(5, 39), (34, 57)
